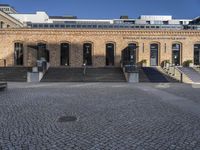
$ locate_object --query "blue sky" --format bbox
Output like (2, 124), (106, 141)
(0, 0), (200, 19)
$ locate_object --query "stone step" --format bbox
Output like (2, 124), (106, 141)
(0, 82), (7, 90)
(177, 67), (200, 83)
(139, 67), (178, 82)
(0, 67), (31, 82)
(41, 67), (126, 82)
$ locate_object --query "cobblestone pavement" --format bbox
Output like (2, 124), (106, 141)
(1, 82), (200, 150)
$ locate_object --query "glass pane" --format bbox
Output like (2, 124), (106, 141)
(106, 43), (115, 66)
(83, 43), (92, 66)
(172, 43), (181, 65)
(14, 43), (23, 65)
(60, 43), (70, 66)
(194, 44), (200, 65)
(150, 44), (158, 66)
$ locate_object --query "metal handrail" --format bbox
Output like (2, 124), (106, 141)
(83, 60), (87, 75)
(196, 65), (200, 70)
(122, 62), (139, 73)
(124, 64), (138, 69)
(175, 66), (183, 83)
(163, 62), (183, 82)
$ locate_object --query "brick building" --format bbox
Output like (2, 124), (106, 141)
(0, 4), (200, 68)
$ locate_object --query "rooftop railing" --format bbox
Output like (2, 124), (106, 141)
(26, 23), (200, 30)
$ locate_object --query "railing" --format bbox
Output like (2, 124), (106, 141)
(121, 61), (139, 83)
(124, 64), (139, 73)
(162, 62), (183, 82)
(28, 23), (200, 30)
(28, 59), (50, 82)
(83, 60), (87, 75)
(195, 65), (200, 71)
(121, 60), (139, 73)
(0, 59), (6, 67)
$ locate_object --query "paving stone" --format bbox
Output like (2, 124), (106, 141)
(0, 82), (200, 149)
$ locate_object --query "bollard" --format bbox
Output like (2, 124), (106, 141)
(180, 73), (183, 83)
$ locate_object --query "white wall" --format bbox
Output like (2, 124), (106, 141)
(140, 15), (172, 21)
(10, 11), (52, 23)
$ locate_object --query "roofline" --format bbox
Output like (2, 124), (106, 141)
(0, 4), (17, 12)
(0, 4), (10, 6)
(0, 10), (23, 26)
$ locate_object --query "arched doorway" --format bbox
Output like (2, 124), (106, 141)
(194, 44), (200, 65)
(14, 42), (23, 65)
(60, 43), (70, 66)
(37, 43), (49, 62)
(128, 43), (137, 65)
(121, 43), (137, 65)
(172, 43), (181, 66)
(150, 43), (159, 66)
(83, 43), (92, 66)
(106, 43), (115, 66)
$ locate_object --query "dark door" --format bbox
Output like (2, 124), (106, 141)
(60, 43), (70, 66)
(37, 43), (49, 62)
(128, 43), (137, 65)
(172, 44), (181, 66)
(150, 44), (158, 66)
(194, 44), (200, 65)
(106, 43), (114, 66)
(83, 43), (92, 66)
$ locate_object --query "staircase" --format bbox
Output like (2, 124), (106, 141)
(177, 67), (200, 83)
(0, 82), (7, 90)
(41, 67), (126, 82)
(139, 67), (178, 82)
(0, 67), (31, 82)
(41, 68), (83, 82)
(193, 67), (200, 74)
(84, 68), (126, 82)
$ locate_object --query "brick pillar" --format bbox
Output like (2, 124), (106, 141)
(71, 42), (83, 67)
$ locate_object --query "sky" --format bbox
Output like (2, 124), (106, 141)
(0, 0), (200, 19)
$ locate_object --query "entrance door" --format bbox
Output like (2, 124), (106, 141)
(194, 44), (200, 65)
(106, 43), (114, 66)
(37, 43), (49, 62)
(172, 43), (181, 66)
(83, 43), (92, 66)
(60, 43), (70, 66)
(150, 44), (158, 66)
(128, 43), (137, 65)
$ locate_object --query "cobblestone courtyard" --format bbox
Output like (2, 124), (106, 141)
(1, 82), (200, 150)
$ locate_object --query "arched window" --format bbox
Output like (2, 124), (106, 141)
(194, 44), (200, 65)
(150, 43), (159, 66)
(83, 43), (92, 66)
(14, 43), (23, 65)
(172, 43), (181, 66)
(37, 43), (49, 62)
(60, 43), (70, 66)
(106, 43), (115, 66)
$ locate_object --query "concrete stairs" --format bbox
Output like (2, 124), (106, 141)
(193, 67), (200, 74)
(139, 67), (178, 82)
(177, 67), (200, 83)
(0, 67), (31, 82)
(0, 82), (7, 90)
(41, 67), (126, 82)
